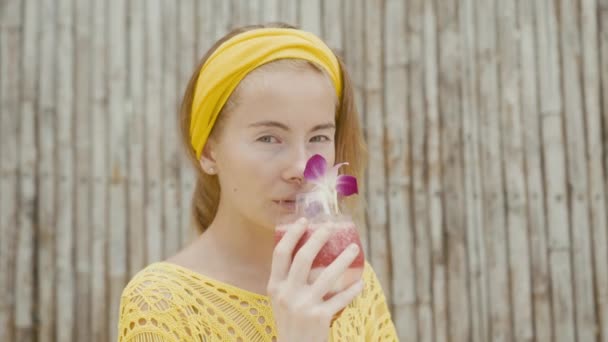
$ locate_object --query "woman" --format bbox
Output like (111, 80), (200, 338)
(117, 23), (398, 341)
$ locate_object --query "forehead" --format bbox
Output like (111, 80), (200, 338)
(227, 65), (338, 127)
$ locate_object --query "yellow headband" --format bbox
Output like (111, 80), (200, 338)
(189, 28), (342, 158)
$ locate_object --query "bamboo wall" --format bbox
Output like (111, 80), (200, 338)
(1, 0), (608, 341)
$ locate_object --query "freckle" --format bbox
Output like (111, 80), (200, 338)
(233, 187), (238, 192)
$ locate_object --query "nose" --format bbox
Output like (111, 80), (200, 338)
(282, 145), (308, 186)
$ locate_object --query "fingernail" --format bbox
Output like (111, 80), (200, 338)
(348, 244), (359, 253)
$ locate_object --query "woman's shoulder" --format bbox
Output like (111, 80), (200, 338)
(356, 260), (399, 340)
(120, 262), (183, 300)
(359, 260), (392, 307)
(117, 262), (203, 341)
(361, 260), (381, 289)
(118, 262), (272, 341)
(119, 261), (207, 324)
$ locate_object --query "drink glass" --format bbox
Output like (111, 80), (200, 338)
(274, 189), (365, 297)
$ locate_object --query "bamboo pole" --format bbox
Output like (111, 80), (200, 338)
(108, 0), (128, 339)
(262, 0), (280, 23)
(90, 0), (109, 340)
(595, 1), (608, 339)
(460, 0), (489, 339)
(37, 0), (57, 339)
(385, 0), (414, 339)
(127, 0), (146, 278)
(56, 0), (76, 339)
(535, 0), (576, 340)
(476, 0), (514, 340)
(437, 0), (471, 340)
(162, 0), (181, 259)
(364, 0), (392, 307)
(322, 0), (343, 57)
(74, 0), (93, 339)
(343, 0), (369, 256)
(497, 0), (534, 340)
(558, 0), (598, 339)
(423, 2), (443, 341)
(18, 0), (39, 337)
(279, 0), (299, 26)
(145, 0), (164, 264)
(213, 0), (232, 39)
(299, 0), (321, 37)
(519, 0), (554, 340)
(1, 1), (23, 341)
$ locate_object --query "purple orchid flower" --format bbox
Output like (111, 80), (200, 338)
(304, 154), (358, 196)
(301, 154), (358, 216)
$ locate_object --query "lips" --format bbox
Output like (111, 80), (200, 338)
(274, 199), (296, 210)
(274, 199), (295, 204)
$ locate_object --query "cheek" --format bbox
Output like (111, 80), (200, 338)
(230, 141), (290, 174)
(222, 148), (277, 190)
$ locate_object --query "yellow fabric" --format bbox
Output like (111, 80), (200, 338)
(117, 261), (399, 341)
(189, 28), (343, 158)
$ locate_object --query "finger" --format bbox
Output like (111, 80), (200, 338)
(268, 218), (308, 290)
(310, 243), (361, 298)
(322, 279), (364, 315)
(287, 225), (333, 285)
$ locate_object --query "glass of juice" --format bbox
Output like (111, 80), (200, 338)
(274, 189), (365, 297)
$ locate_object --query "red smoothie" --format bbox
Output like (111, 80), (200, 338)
(274, 220), (365, 295)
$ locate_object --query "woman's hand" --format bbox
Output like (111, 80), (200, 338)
(267, 218), (364, 342)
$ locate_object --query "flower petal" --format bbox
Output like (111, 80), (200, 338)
(329, 162), (348, 177)
(336, 175), (358, 196)
(304, 154), (327, 181)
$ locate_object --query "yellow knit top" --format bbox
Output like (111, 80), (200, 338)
(117, 261), (398, 341)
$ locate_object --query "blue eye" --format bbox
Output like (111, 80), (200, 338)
(257, 135), (279, 143)
(310, 135), (331, 143)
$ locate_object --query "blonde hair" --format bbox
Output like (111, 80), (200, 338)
(179, 23), (368, 234)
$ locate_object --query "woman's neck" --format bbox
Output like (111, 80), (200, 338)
(167, 204), (281, 295)
(191, 206), (277, 286)
(207, 213), (275, 268)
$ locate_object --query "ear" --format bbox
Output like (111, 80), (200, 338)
(199, 143), (218, 175)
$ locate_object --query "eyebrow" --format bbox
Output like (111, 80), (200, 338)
(248, 121), (336, 132)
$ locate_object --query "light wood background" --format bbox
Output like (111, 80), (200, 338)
(1, 0), (608, 341)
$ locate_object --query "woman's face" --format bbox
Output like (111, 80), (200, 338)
(204, 65), (337, 231)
